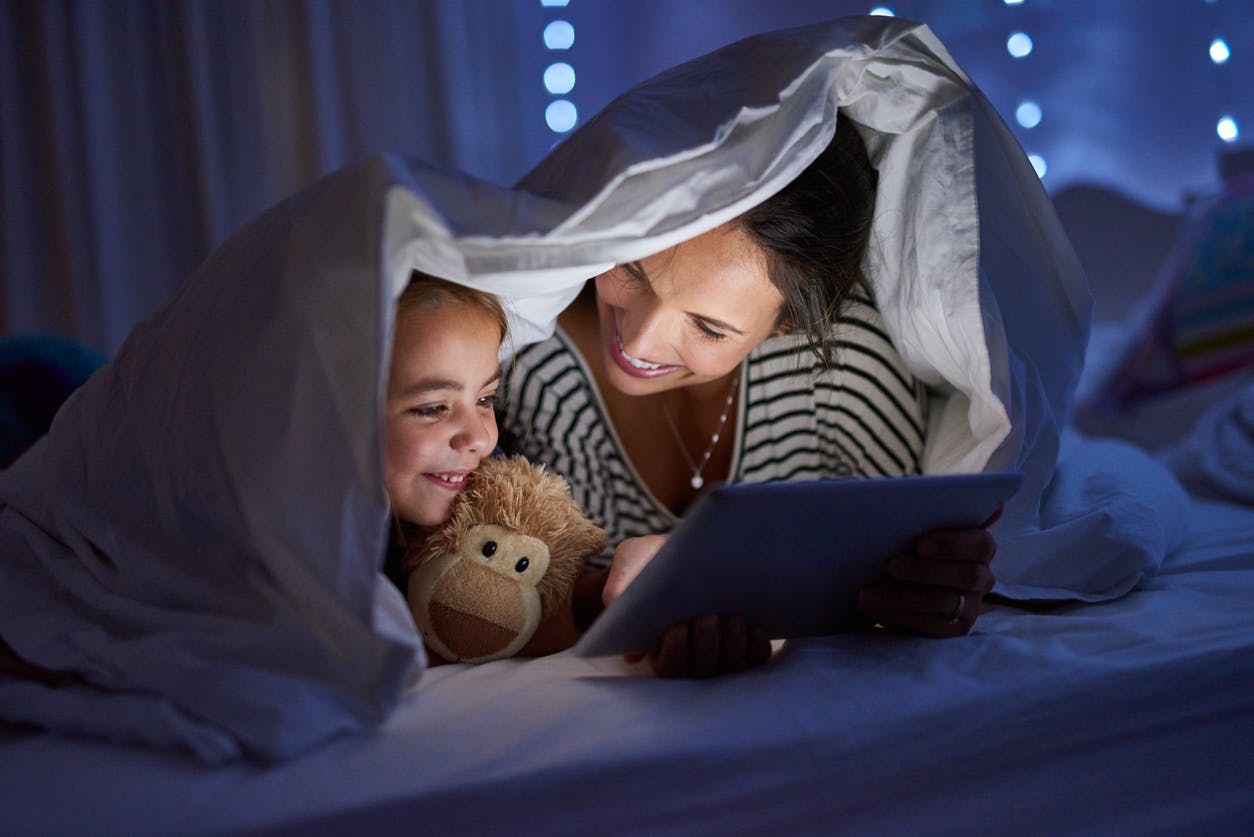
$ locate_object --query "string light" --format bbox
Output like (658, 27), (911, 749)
(543, 62), (575, 95)
(543, 20), (574, 50)
(1209, 37), (1231, 64)
(1217, 116), (1240, 143)
(1007, 32), (1034, 58)
(542, 7), (576, 134)
(1016, 100), (1043, 129)
(546, 100), (578, 133)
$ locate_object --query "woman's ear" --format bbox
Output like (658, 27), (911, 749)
(772, 318), (793, 337)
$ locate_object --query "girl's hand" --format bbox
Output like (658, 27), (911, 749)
(857, 507), (1001, 637)
(602, 535), (669, 606)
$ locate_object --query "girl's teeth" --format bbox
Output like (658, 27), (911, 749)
(436, 473), (466, 484)
(618, 335), (662, 370)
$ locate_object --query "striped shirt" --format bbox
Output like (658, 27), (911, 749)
(499, 296), (928, 562)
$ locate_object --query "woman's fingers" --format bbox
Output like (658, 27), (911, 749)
(651, 622), (691, 678)
(911, 527), (997, 566)
(887, 552), (996, 592)
(689, 614), (720, 678)
(717, 615), (749, 674)
(644, 614), (771, 677)
(859, 582), (980, 637)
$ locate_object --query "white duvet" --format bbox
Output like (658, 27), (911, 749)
(0, 17), (1187, 761)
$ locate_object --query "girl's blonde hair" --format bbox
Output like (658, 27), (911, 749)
(397, 272), (509, 342)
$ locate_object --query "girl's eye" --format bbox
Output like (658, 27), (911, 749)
(692, 318), (728, 342)
(476, 393), (498, 409)
(410, 404), (448, 419)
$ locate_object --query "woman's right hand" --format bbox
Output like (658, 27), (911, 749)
(605, 536), (772, 678)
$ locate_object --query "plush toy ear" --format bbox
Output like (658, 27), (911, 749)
(573, 519), (607, 561)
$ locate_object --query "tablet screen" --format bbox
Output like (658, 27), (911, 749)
(573, 471), (1023, 657)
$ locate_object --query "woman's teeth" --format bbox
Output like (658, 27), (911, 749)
(431, 473), (467, 485)
(617, 335), (662, 370)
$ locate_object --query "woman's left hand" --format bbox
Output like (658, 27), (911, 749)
(857, 509), (1000, 637)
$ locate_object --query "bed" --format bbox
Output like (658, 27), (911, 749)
(2, 17), (1253, 835)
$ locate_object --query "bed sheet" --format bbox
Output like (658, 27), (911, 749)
(2, 488), (1251, 837)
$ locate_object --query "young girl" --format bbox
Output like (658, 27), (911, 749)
(383, 274), (507, 571)
(384, 274), (607, 660)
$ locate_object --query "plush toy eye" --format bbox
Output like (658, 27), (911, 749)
(514, 557), (530, 574)
(481, 541), (497, 558)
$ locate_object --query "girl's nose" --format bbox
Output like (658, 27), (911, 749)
(451, 407), (495, 453)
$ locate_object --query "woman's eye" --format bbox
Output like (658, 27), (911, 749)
(619, 262), (649, 291)
(476, 393), (498, 409)
(693, 318), (728, 342)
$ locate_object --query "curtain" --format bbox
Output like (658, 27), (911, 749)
(0, 0), (546, 353)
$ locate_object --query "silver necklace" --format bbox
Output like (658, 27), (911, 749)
(659, 369), (740, 491)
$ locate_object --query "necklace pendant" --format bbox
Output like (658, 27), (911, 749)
(690, 474), (704, 490)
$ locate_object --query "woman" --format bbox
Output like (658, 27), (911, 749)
(503, 114), (998, 677)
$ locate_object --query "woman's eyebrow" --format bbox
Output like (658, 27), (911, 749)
(693, 314), (746, 336)
(624, 261), (747, 336)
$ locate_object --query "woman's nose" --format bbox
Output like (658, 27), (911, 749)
(620, 300), (671, 359)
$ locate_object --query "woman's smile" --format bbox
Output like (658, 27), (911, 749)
(608, 312), (682, 379)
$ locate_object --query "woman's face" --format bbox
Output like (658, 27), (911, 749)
(384, 301), (502, 528)
(594, 223), (783, 397)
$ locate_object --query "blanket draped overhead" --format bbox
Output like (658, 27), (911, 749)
(0, 17), (1185, 761)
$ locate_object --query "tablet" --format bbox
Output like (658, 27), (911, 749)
(573, 471), (1023, 658)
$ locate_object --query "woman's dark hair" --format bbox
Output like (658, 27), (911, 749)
(734, 111), (877, 367)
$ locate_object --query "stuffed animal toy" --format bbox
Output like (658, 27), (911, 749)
(405, 455), (606, 664)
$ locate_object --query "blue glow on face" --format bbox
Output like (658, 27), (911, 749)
(544, 62), (576, 95)
(1007, 32), (1034, 58)
(1209, 38), (1231, 65)
(544, 20), (575, 50)
(546, 99), (578, 133)
(1016, 100), (1043, 128)
(1217, 116), (1239, 143)
(1028, 154), (1047, 178)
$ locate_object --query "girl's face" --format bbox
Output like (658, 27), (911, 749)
(384, 301), (502, 529)
(594, 223), (784, 397)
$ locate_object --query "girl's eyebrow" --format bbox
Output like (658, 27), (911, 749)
(623, 261), (747, 336)
(401, 367), (501, 398)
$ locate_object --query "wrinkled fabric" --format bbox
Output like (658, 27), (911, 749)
(1161, 380), (1254, 504)
(0, 16), (1182, 761)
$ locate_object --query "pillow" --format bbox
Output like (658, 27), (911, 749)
(1076, 173), (1254, 417)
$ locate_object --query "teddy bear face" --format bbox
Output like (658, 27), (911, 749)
(410, 524), (551, 663)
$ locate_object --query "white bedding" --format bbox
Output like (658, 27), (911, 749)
(2, 456), (1251, 834)
(1, 17), (1250, 830)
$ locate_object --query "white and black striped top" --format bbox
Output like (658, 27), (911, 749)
(500, 296), (928, 562)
